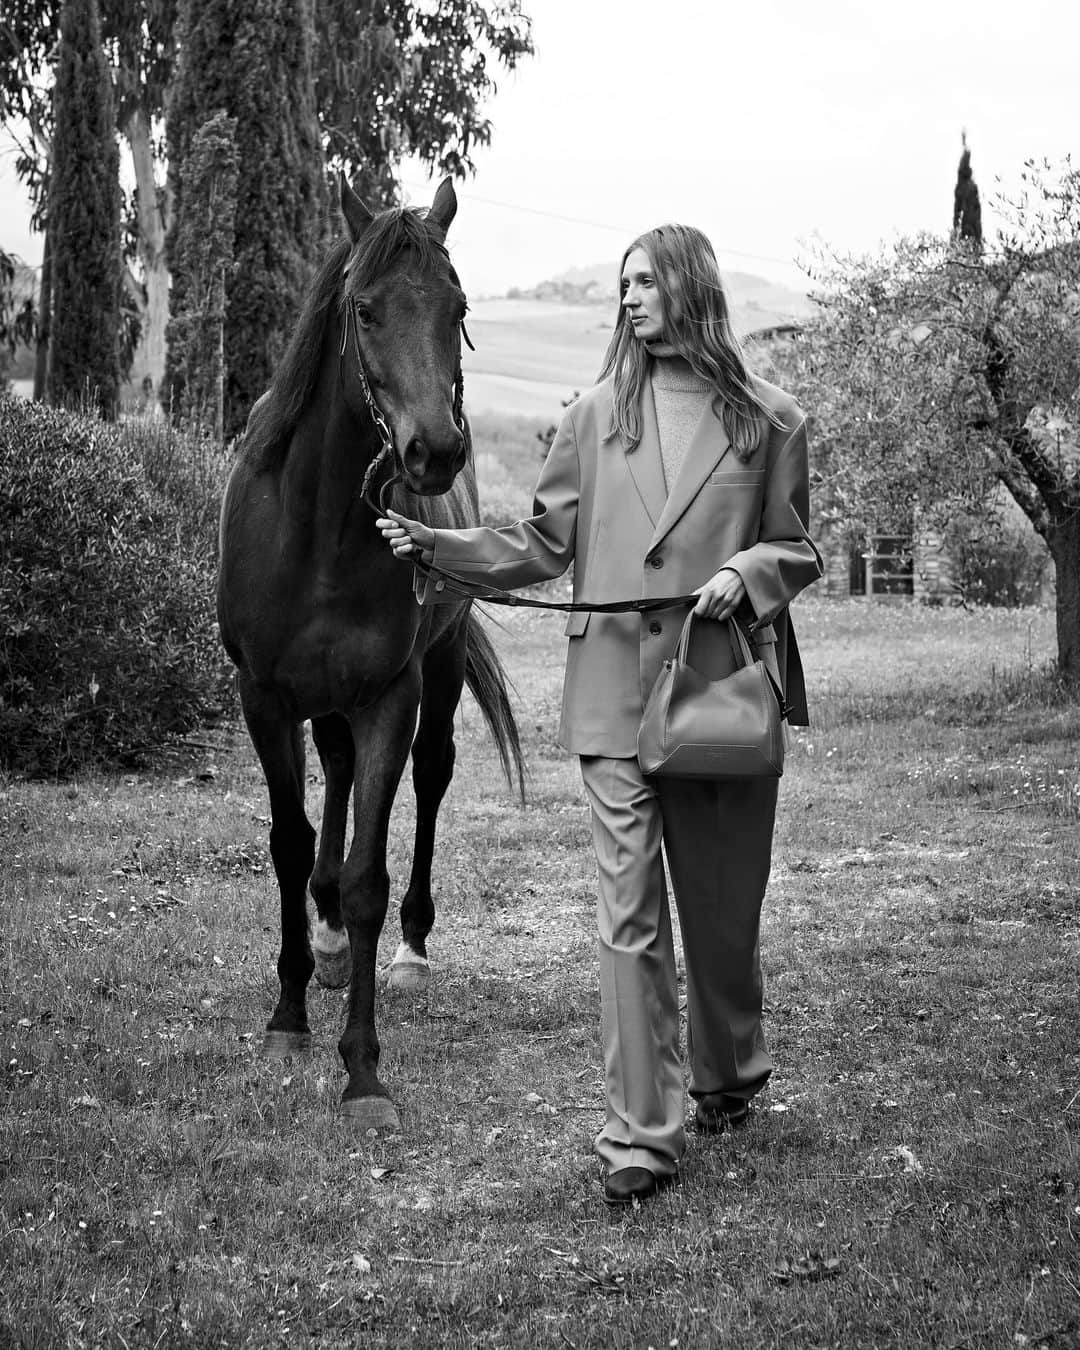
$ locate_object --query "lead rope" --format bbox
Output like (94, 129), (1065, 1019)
(344, 290), (712, 620)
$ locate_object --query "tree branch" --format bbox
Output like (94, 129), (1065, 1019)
(981, 320), (1064, 514)
(991, 456), (1050, 539)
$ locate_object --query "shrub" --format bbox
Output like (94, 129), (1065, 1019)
(0, 395), (232, 775)
(943, 505), (1051, 607)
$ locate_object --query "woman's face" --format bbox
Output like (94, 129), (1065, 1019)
(621, 247), (665, 342)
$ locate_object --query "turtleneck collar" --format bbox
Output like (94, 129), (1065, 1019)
(644, 340), (679, 358)
(644, 341), (712, 394)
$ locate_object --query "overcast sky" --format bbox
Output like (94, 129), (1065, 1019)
(2, 0), (1077, 296)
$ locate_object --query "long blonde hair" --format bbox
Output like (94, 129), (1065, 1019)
(598, 223), (779, 460)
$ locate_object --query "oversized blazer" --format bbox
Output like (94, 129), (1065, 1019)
(416, 372), (824, 757)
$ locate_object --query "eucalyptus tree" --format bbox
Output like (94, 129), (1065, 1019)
(0, 1), (533, 403)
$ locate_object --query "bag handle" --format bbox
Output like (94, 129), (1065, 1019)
(674, 613), (790, 719)
(674, 612), (755, 669)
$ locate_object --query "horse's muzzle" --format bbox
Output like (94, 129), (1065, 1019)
(401, 432), (467, 495)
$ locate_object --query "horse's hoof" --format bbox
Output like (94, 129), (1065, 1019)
(312, 920), (351, 990)
(261, 1030), (312, 1057)
(388, 940), (430, 992)
(339, 1095), (401, 1132)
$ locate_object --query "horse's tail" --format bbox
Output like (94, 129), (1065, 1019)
(464, 613), (526, 803)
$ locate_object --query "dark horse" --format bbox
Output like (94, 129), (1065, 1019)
(217, 177), (523, 1131)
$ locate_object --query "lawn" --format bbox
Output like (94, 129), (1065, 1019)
(2, 591), (1077, 1349)
(2, 413), (1078, 1348)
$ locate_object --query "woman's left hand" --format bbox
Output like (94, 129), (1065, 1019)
(693, 567), (746, 621)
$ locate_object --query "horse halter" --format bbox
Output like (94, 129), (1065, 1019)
(339, 245), (474, 516)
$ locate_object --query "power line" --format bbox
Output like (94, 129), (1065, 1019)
(400, 177), (801, 271)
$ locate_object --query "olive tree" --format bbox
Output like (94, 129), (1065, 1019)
(796, 158), (1080, 678)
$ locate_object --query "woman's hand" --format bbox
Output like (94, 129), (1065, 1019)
(376, 510), (435, 563)
(693, 567), (746, 621)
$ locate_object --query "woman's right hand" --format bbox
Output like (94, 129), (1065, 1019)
(376, 510), (436, 563)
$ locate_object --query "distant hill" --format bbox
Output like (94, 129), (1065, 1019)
(508, 261), (814, 337)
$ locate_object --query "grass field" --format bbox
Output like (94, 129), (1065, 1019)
(2, 415), (1078, 1348)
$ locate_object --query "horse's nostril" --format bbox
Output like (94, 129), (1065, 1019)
(403, 431), (465, 486)
(403, 437), (428, 477)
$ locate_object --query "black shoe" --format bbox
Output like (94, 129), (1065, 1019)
(602, 1166), (676, 1207)
(694, 1093), (751, 1134)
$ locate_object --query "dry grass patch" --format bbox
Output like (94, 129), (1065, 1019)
(2, 599), (1078, 1348)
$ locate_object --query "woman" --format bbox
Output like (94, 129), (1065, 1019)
(378, 224), (822, 1206)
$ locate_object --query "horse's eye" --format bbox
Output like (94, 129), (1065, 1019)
(355, 302), (375, 329)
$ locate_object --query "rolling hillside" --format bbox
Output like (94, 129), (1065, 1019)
(464, 264), (813, 419)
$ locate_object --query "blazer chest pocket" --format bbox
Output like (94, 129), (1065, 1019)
(707, 469), (765, 486)
(564, 611), (591, 638)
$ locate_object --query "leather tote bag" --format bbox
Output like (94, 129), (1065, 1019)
(637, 613), (786, 779)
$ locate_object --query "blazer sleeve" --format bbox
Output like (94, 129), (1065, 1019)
(722, 415), (823, 625)
(415, 409), (581, 604)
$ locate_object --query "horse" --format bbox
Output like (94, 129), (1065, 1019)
(217, 176), (524, 1132)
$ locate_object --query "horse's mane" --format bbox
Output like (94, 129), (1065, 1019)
(243, 208), (450, 472)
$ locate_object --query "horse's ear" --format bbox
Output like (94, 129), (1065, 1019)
(428, 177), (458, 235)
(340, 171), (374, 242)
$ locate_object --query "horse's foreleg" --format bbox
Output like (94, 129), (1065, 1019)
(389, 633), (466, 992)
(309, 713), (355, 990)
(242, 689), (316, 1055)
(338, 668), (421, 1130)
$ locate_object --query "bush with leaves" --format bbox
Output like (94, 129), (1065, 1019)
(943, 501), (1051, 607)
(0, 394), (232, 775)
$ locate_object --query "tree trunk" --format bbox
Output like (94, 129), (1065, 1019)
(125, 103), (170, 410)
(1049, 509), (1080, 683)
(33, 225), (52, 401)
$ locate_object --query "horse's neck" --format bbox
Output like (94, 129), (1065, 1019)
(279, 361), (384, 557)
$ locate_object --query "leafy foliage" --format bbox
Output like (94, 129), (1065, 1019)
(163, 110), (237, 436)
(794, 157), (1080, 672)
(0, 247), (36, 364)
(942, 503), (1050, 607)
(2, 1), (532, 214)
(314, 0), (534, 204)
(166, 0), (328, 437)
(1, 2), (533, 410)
(47, 0), (123, 416)
(0, 394), (231, 775)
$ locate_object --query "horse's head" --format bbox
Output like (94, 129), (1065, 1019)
(339, 175), (469, 496)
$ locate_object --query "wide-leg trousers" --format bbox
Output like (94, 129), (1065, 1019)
(579, 754), (779, 1176)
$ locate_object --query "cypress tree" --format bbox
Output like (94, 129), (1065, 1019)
(953, 131), (983, 252)
(164, 111), (239, 441)
(167, 0), (328, 437)
(47, 0), (122, 416)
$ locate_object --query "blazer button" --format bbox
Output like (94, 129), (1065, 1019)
(649, 555), (664, 568)
(649, 621), (662, 636)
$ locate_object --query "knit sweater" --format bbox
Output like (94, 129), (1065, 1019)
(646, 343), (714, 492)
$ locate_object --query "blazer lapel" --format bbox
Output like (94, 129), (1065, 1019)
(623, 377), (666, 528)
(650, 399), (732, 548)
